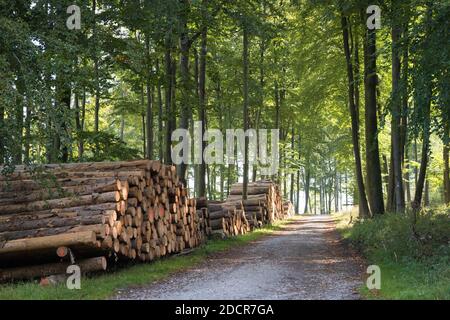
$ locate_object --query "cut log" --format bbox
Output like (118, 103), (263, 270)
(0, 256), (107, 282)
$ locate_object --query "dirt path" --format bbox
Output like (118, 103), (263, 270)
(114, 215), (365, 300)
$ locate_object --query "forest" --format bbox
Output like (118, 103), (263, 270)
(1, 0), (448, 216)
(0, 0), (449, 301)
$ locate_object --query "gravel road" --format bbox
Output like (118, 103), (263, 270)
(114, 215), (365, 300)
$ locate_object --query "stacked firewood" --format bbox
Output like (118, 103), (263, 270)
(0, 160), (206, 281)
(226, 181), (285, 227)
(283, 201), (295, 218)
(195, 197), (212, 242)
(206, 201), (249, 238)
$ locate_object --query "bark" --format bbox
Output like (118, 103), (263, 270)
(146, 84), (153, 160)
(341, 15), (371, 218)
(412, 5), (433, 213)
(242, 24), (250, 200)
(405, 151), (412, 204)
(363, 12), (385, 215)
(290, 127), (295, 203)
(390, 5), (405, 213)
(401, 22), (410, 204)
(274, 80), (280, 183)
(23, 98), (32, 164)
(304, 168), (310, 214)
(296, 169), (300, 214)
(14, 71), (25, 165)
(145, 34), (153, 160)
(91, 0), (101, 160)
(75, 91), (83, 160)
(177, 0), (192, 186)
(157, 59), (164, 161)
(78, 89), (86, 159)
(444, 121), (450, 205)
(412, 93), (432, 211)
(0, 231), (97, 264)
(0, 257), (107, 282)
(335, 169), (339, 213)
(198, 25), (207, 197)
(313, 180), (317, 214)
(164, 34), (173, 165)
(386, 150), (395, 212)
(0, 99), (4, 164)
(142, 114), (146, 158)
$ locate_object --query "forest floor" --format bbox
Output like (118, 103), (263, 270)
(113, 216), (365, 300)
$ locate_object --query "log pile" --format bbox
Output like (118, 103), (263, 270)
(206, 201), (249, 238)
(283, 201), (295, 218)
(195, 197), (212, 242)
(226, 181), (285, 227)
(0, 160), (207, 281)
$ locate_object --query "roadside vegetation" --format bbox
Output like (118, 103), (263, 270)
(335, 207), (450, 300)
(0, 218), (296, 300)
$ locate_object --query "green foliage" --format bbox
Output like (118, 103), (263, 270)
(349, 209), (449, 262)
(339, 208), (450, 299)
(75, 131), (140, 162)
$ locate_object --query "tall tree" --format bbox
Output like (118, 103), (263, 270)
(341, 14), (371, 218)
(242, 22), (250, 200)
(362, 9), (385, 215)
(389, 0), (405, 213)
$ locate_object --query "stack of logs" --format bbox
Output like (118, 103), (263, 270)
(226, 181), (285, 228)
(195, 198), (212, 242)
(204, 200), (250, 238)
(283, 201), (295, 218)
(0, 160), (206, 281)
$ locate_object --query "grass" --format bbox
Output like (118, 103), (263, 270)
(0, 218), (296, 300)
(334, 207), (450, 300)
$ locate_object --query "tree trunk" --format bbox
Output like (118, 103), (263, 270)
(156, 59), (164, 161)
(274, 81), (280, 183)
(363, 12), (385, 215)
(145, 35), (154, 160)
(444, 121), (450, 205)
(164, 33), (173, 165)
(80, 89), (86, 159)
(290, 127), (295, 203)
(412, 96), (432, 212)
(386, 150), (395, 212)
(93, 0), (100, 158)
(304, 168), (310, 214)
(390, 7), (405, 213)
(146, 83), (153, 160)
(335, 169), (339, 213)
(0, 99), (4, 163)
(75, 92), (82, 160)
(242, 24), (250, 200)
(198, 25), (207, 197)
(142, 114), (146, 158)
(401, 21), (410, 206)
(412, 6), (433, 213)
(13, 64), (26, 165)
(341, 15), (371, 218)
(24, 98), (32, 164)
(177, 0), (192, 186)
